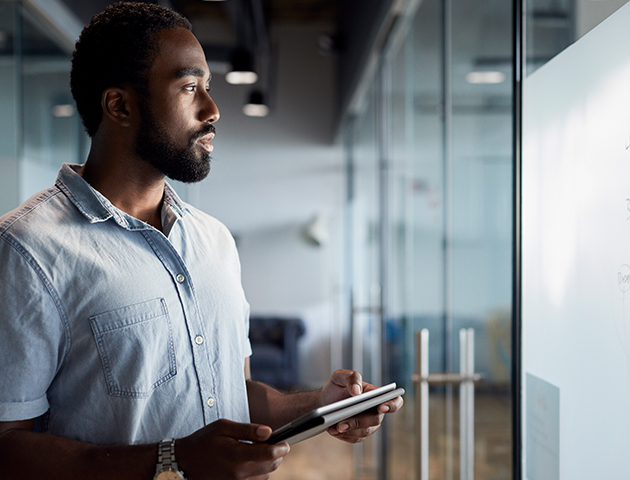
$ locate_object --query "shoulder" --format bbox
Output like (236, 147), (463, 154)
(163, 184), (235, 242)
(183, 203), (236, 244)
(0, 186), (65, 243)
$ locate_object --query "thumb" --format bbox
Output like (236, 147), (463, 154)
(331, 369), (363, 396)
(214, 419), (273, 442)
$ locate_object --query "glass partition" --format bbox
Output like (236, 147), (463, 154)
(0, 0), (86, 215)
(344, 0), (514, 478)
(346, 77), (383, 479)
(0, 0), (21, 212)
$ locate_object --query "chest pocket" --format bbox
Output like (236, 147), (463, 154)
(90, 298), (177, 398)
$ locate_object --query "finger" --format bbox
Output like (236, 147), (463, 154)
(333, 424), (380, 439)
(333, 413), (381, 432)
(241, 442), (289, 477)
(330, 369), (363, 396)
(327, 424), (381, 444)
(376, 395), (404, 413)
(246, 440), (291, 459)
(214, 419), (274, 442)
(334, 411), (384, 434)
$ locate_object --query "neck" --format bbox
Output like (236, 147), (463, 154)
(80, 144), (166, 232)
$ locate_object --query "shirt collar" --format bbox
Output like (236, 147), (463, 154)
(55, 163), (190, 229)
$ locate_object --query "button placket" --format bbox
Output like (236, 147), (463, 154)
(149, 231), (219, 422)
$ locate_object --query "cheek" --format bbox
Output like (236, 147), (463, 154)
(148, 97), (198, 144)
(161, 113), (194, 143)
(170, 107), (198, 136)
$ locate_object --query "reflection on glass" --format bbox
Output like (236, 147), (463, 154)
(526, 0), (630, 75)
(345, 0), (514, 478)
(21, 6), (81, 168)
(0, 1), (20, 212)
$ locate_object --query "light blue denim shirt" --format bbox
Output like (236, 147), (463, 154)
(0, 163), (252, 446)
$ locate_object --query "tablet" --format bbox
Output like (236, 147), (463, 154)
(266, 382), (405, 445)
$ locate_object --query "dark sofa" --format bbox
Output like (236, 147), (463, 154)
(249, 316), (306, 390)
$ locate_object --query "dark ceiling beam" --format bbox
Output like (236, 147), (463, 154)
(335, 0), (397, 128)
(222, 0), (256, 50)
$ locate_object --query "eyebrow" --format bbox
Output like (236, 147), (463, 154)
(175, 67), (211, 80)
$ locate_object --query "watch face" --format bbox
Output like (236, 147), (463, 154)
(155, 468), (185, 480)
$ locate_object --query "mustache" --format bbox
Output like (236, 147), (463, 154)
(191, 123), (216, 141)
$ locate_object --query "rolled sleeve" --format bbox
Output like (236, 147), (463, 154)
(0, 395), (49, 422)
(0, 237), (67, 422)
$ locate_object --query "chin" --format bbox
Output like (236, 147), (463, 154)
(168, 158), (211, 184)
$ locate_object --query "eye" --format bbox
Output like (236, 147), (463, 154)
(184, 84), (197, 93)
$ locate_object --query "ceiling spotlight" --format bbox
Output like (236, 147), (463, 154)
(226, 48), (258, 85)
(243, 91), (269, 117)
(465, 71), (506, 84)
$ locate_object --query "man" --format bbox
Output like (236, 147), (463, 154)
(0, 2), (402, 479)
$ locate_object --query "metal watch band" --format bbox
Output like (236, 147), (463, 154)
(157, 438), (180, 471)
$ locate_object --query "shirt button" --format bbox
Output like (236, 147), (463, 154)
(176, 274), (185, 283)
(207, 397), (215, 407)
(194, 335), (204, 345)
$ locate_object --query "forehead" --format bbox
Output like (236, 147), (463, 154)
(150, 28), (210, 82)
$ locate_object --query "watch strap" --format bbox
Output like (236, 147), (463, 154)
(156, 438), (185, 477)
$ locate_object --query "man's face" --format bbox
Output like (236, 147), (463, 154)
(134, 28), (219, 183)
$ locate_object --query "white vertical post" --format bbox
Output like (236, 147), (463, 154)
(414, 328), (476, 480)
(416, 329), (429, 480)
(459, 329), (468, 480)
(465, 329), (475, 480)
(459, 328), (475, 480)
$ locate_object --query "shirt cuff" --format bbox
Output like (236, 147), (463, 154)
(0, 395), (49, 421)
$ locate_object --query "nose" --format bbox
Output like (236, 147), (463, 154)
(201, 92), (220, 123)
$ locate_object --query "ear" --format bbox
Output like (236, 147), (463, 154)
(101, 87), (134, 128)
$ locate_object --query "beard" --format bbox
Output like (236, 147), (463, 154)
(135, 99), (214, 184)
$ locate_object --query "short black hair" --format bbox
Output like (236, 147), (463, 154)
(70, 2), (192, 137)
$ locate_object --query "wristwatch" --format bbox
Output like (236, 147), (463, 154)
(153, 438), (187, 480)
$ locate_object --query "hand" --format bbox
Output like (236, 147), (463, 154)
(176, 419), (290, 480)
(321, 370), (404, 444)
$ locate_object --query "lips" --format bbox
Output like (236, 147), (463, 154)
(196, 132), (215, 153)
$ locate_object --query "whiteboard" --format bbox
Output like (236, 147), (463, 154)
(523, 2), (630, 479)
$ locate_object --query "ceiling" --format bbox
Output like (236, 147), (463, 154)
(52, 0), (341, 91)
(172, 0), (338, 24)
(58, 0), (339, 41)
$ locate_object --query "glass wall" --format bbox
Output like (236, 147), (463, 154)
(344, 0), (513, 478)
(0, 0), (22, 212)
(346, 78), (383, 479)
(0, 0), (86, 216)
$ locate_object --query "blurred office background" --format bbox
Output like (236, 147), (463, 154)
(0, 0), (625, 478)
